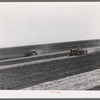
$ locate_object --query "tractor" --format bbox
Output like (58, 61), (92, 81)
(23, 50), (38, 57)
(69, 48), (87, 56)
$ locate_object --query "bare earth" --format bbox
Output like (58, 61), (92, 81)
(0, 46), (100, 90)
(22, 68), (100, 90)
(22, 46), (100, 90)
(0, 46), (99, 70)
(0, 46), (99, 63)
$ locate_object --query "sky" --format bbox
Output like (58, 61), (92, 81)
(0, 2), (100, 48)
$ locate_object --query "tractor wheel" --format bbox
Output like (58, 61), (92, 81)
(85, 50), (88, 55)
(35, 53), (38, 55)
(69, 53), (73, 56)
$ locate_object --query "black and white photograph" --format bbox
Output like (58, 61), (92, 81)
(0, 2), (100, 91)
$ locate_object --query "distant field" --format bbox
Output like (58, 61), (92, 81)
(0, 39), (100, 90)
(0, 51), (68, 66)
(0, 39), (100, 60)
(0, 51), (100, 89)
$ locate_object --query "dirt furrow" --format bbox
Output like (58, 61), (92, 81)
(0, 51), (69, 66)
(0, 47), (99, 89)
(0, 46), (98, 67)
(22, 68), (100, 90)
(0, 55), (77, 70)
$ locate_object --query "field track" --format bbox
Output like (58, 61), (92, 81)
(0, 46), (100, 90)
(0, 46), (98, 67)
(23, 68), (100, 90)
(0, 51), (69, 67)
(0, 56), (77, 70)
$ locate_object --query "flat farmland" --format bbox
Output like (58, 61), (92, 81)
(0, 50), (100, 89)
(0, 39), (100, 90)
(0, 39), (100, 60)
(0, 51), (69, 66)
